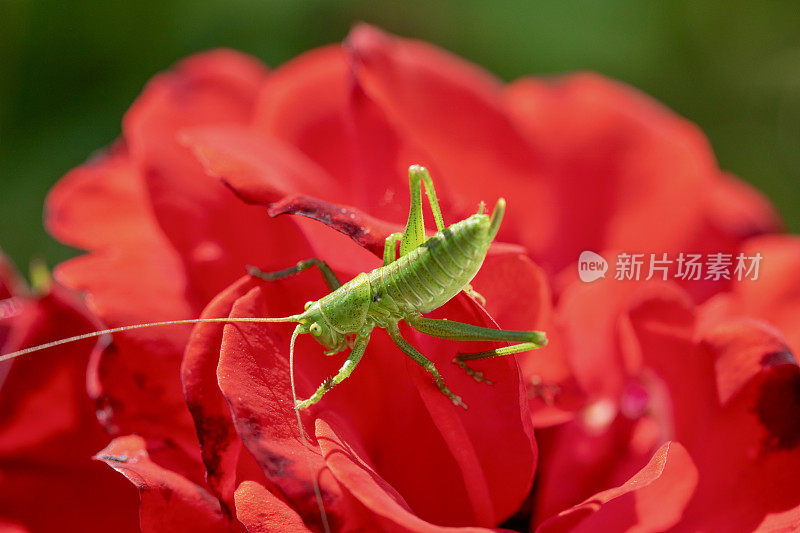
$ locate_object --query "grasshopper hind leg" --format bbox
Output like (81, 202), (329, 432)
(453, 356), (492, 384)
(453, 342), (543, 384)
(295, 335), (370, 410)
(405, 316), (547, 384)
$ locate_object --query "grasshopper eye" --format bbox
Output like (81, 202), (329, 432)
(304, 301), (314, 310)
(310, 323), (322, 336)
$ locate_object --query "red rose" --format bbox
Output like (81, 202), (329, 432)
(39, 31), (543, 531)
(1, 23), (795, 533)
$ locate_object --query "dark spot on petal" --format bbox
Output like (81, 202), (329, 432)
(267, 195), (392, 257)
(250, 443), (292, 478)
(186, 400), (235, 480)
(94, 393), (121, 434)
(756, 365), (800, 450)
(101, 454), (128, 463)
(233, 407), (293, 477)
(761, 350), (796, 367)
(132, 372), (148, 389)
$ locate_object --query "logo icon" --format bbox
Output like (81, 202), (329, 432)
(578, 251), (608, 282)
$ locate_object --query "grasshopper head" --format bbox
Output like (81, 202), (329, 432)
(298, 301), (348, 355)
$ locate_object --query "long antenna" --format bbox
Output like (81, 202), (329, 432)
(2, 309), (333, 528)
(1, 312), (332, 529)
(289, 325), (331, 533)
(0, 316), (300, 363)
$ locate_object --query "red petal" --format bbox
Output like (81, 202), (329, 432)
(625, 297), (800, 531)
(390, 293), (537, 526)
(233, 481), (311, 532)
(46, 149), (201, 470)
(685, 322), (800, 531)
(533, 413), (659, 526)
(472, 250), (577, 426)
(507, 74), (710, 269)
(706, 172), (782, 238)
(123, 49), (310, 304)
(48, 51), (318, 476)
(252, 45), (417, 227)
(46, 147), (192, 324)
(536, 441), (697, 533)
(701, 235), (800, 355)
(192, 258), (536, 528)
(534, 285), (691, 522)
(181, 124), (341, 205)
(557, 277), (691, 400)
(47, 144), (155, 250)
(0, 247), (25, 300)
(506, 74), (776, 288)
(190, 274), (348, 530)
(0, 287), (138, 532)
(96, 435), (228, 533)
(181, 278), (255, 513)
(539, 288), (800, 530)
(317, 416), (501, 533)
(704, 320), (793, 405)
(346, 25), (549, 249)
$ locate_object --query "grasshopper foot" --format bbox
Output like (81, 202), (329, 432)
(448, 393), (468, 409)
(453, 356), (493, 385)
(462, 284), (486, 306)
(431, 374), (468, 409)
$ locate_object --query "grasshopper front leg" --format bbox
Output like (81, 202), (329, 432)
(247, 258), (342, 291)
(296, 334), (370, 410)
(383, 232), (404, 266)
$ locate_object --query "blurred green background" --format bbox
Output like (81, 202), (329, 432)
(2, 0), (799, 276)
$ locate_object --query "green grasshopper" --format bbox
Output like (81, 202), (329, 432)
(0, 166), (547, 410)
